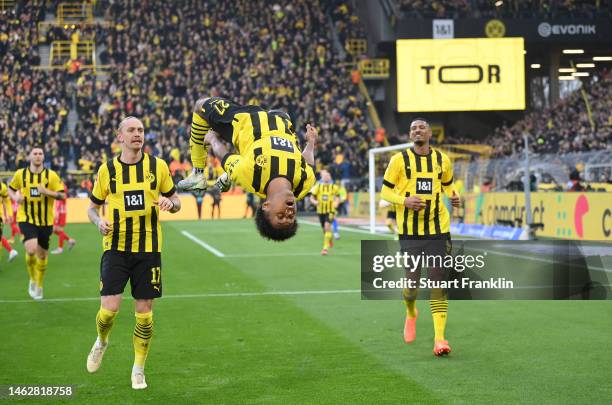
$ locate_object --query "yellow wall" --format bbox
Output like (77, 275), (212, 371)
(464, 192), (611, 241)
(66, 194), (248, 223)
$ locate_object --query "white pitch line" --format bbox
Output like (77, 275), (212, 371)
(181, 230), (225, 257)
(299, 219), (395, 237)
(225, 252), (357, 258)
(0, 289), (361, 304)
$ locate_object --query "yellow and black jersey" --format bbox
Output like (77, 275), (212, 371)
(311, 183), (340, 214)
(381, 147), (453, 237)
(90, 153), (175, 253)
(9, 167), (64, 226)
(0, 182), (14, 224)
(194, 97), (315, 200)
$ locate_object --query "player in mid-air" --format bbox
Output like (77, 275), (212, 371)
(86, 117), (181, 389)
(51, 184), (76, 254)
(1, 181), (18, 263)
(310, 170), (340, 255)
(381, 118), (460, 356)
(178, 96), (317, 241)
(8, 147), (66, 300)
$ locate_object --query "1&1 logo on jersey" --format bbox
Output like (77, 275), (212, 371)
(124, 190), (145, 211)
(416, 178), (433, 195)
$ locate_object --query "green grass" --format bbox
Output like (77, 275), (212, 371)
(0, 219), (610, 404)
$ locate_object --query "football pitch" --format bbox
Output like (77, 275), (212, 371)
(0, 219), (610, 404)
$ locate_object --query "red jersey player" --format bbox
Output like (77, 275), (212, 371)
(51, 184), (76, 254)
(9, 198), (21, 243)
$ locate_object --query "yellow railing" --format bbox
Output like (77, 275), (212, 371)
(37, 21), (108, 42)
(356, 77), (388, 145)
(57, 2), (93, 24)
(0, 0), (16, 11)
(358, 59), (390, 79)
(33, 65), (114, 74)
(50, 40), (95, 65)
(345, 38), (367, 56)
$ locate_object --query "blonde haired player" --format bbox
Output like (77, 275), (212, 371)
(86, 117), (181, 389)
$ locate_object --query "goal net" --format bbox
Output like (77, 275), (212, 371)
(367, 142), (413, 234)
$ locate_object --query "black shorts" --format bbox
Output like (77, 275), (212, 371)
(201, 97), (262, 143)
(399, 233), (452, 286)
(399, 233), (452, 257)
(100, 250), (162, 299)
(18, 222), (53, 250)
(387, 210), (396, 220)
(318, 213), (334, 228)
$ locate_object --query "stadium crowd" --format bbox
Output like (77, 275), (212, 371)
(2, 1), (610, 195)
(486, 71), (611, 158)
(398, 0), (611, 19)
(2, 0), (373, 194)
(77, 0), (372, 187)
(0, 3), (71, 174)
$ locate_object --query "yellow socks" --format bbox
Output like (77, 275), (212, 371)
(96, 307), (118, 344)
(25, 253), (36, 282)
(430, 300), (448, 341)
(190, 112), (210, 169)
(34, 256), (48, 288)
(323, 231), (332, 249)
(133, 311), (153, 369)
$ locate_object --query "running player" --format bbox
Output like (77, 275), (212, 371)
(381, 118), (460, 356)
(310, 170), (340, 255)
(8, 147), (66, 299)
(1, 181), (18, 263)
(85, 117), (181, 389)
(51, 184), (76, 254)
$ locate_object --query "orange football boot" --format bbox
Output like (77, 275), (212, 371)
(433, 340), (451, 356)
(403, 309), (418, 343)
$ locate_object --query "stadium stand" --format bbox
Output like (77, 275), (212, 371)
(482, 70), (610, 158)
(2, 0), (376, 194)
(0, 2), (72, 175)
(398, 0), (611, 19)
(1, 1), (609, 195)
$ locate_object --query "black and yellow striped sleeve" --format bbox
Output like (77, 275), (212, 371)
(90, 164), (109, 205)
(382, 153), (402, 189)
(441, 153), (453, 187)
(8, 169), (22, 191)
(297, 164), (316, 200)
(381, 154), (404, 205)
(49, 170), (64, 192)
